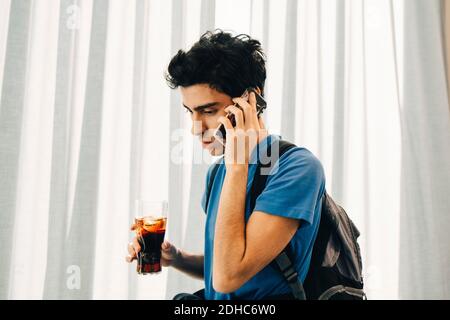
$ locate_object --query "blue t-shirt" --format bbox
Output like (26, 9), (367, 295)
(200, 134), (326, 300)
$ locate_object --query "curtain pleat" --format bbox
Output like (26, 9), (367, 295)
(444, 0), (450, 104)
(43, 0), (78, 300)
(59, 0), (108, 299)
(0, 0), (32, 299)
(399, 0), (450, 299)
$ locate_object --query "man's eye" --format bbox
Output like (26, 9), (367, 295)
(202, 110), (215, 115)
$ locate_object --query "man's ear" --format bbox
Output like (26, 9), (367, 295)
(255, 87), (262, 95)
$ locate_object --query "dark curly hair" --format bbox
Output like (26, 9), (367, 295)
(165, 29), (266, 98)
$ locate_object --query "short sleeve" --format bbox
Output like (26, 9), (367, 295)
(201, 157), (223, 214)
(201, 166), (212, 214)
(253, 148), (326, 226)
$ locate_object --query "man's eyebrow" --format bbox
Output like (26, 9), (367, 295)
(182, 102), (220, 112)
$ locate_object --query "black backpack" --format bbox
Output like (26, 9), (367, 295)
(204, 139), (366, 300)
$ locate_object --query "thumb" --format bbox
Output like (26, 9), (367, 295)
(258, 116), (266, 129)
(161, 241), (172, 251)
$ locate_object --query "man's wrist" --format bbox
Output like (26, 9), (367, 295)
(172, 248), (183, 269)
(226, 164), (249, 174)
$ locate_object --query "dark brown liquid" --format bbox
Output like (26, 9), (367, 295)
(135, 217), (166, 274)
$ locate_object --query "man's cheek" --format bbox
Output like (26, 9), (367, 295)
(203, 128), (217, 141)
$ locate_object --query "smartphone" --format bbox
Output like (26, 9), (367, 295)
(215, 87), (267, 144)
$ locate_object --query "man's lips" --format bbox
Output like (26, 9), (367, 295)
(201, 138), (214, 148)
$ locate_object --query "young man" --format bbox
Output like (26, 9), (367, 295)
(126, 30), (326, 300)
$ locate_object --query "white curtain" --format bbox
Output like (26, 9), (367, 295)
(0, 0), (449, 300)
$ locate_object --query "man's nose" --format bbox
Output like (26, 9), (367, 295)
(191, 118), (204, 136)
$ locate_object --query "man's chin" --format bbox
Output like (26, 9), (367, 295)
(210, 148), (224, 156)
(205, 140), (224, 156)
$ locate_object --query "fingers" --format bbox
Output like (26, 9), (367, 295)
(126, 239), (179, 267)
(125, 238), (141, 263)
(161, 241), (175, 256)
(224, 105), (244, 128)
(126, 242), (136, 263)
(248, 91), (257, 112)
(232, 97), (252, 116)
(161, 241), (179, 267)
(127, 242), (134, 255)
(218, 114), (233, 131)
(258, 115), (266, 129)
(161, 241), (170, 251)
(132, 237), (141, 254)
(232, 93), (258, 129)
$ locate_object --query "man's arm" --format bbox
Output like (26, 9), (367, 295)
(172, 250), (204, 280)
(213, 166), (299, 293)
(128, 239), (204, 280)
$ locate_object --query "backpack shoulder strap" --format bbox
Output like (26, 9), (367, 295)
(247, 139), (307, 300)
(248, 139), (297, 212)
(274, 250), (307, 300)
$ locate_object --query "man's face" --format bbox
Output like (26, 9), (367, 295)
(180, 84), (232, 156)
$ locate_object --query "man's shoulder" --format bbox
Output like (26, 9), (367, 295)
(277, 144), (324, 176)
(269, 146), (325, 183)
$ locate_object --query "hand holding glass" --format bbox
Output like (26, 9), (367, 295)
(131, 200), (168, 274)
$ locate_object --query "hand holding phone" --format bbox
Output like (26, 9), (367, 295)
(215, 88), (266, 144)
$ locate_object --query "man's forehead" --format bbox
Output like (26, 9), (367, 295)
(181, 85), (218, 97)
(181, 85), (226, 109)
